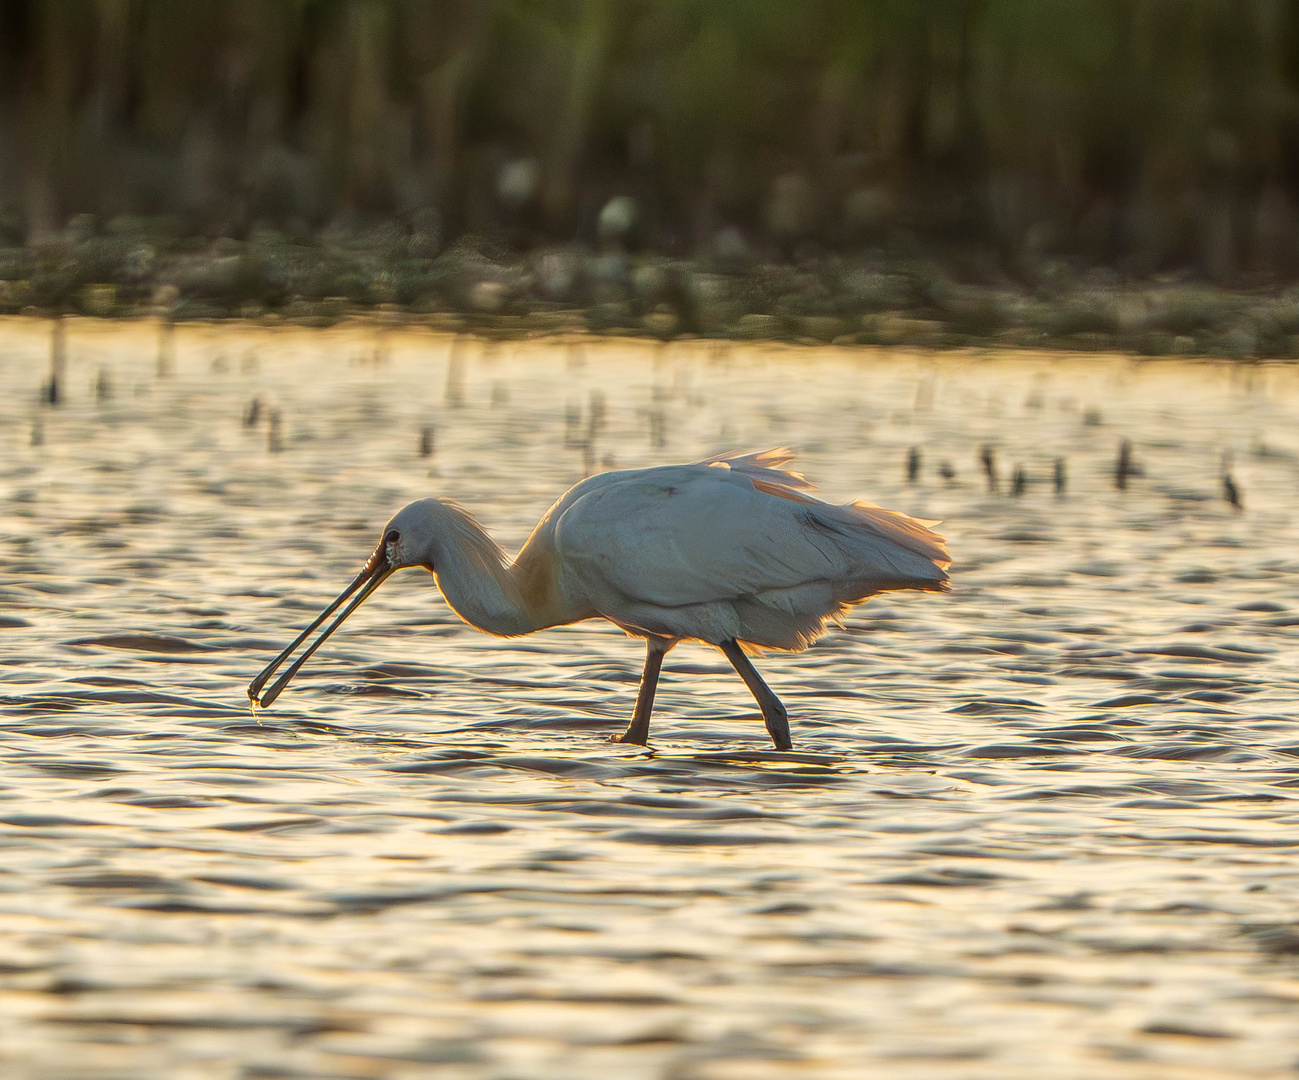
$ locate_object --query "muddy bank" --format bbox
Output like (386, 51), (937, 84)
(6, 224), (1299, 358)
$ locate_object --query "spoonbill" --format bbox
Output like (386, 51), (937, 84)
(247, 449), (950, 749)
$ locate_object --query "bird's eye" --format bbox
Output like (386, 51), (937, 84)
(385, 529), (400, 544)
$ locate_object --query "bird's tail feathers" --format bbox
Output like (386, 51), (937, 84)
(843, 500), (952, 574)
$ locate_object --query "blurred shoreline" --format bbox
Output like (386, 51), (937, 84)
(5, 226), (1299, 359)
(7, 3), (1299, 359)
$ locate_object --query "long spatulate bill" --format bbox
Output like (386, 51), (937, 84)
(248, 543), (391, 706)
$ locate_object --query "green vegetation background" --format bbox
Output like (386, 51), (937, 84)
(4, 2), (1298, 270)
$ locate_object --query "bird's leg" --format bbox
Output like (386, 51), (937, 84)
(719, 640), (793, 751)
(616, 637), (671, 745)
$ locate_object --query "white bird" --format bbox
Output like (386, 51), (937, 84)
(248, 449), (951, 749)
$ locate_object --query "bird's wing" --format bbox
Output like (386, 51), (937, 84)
(694, 447), (817, 498)
(700, 447), (950, 571)
(554, 462), (945, 610)
(706, 444), (950, 569)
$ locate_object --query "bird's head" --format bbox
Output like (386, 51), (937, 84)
(247, 498), (449, 709)
(377, 498), (447, 572)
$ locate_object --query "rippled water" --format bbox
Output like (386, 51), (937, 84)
(3, 318), (1299, 1079)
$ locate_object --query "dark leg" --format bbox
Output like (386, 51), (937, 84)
(719, 640), (793, 750)
(616, 637), (671, 745)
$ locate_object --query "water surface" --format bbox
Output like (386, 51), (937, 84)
(3, 319), (1299, 1079)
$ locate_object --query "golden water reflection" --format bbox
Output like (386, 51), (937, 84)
(2, 319), (1298, 1079)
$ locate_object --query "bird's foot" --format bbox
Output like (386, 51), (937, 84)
(764, 708), (793, 751)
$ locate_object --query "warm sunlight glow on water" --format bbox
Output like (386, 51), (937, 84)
(2, 318), (1299, 1079)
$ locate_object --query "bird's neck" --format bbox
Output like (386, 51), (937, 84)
(429, 508), (569, 637)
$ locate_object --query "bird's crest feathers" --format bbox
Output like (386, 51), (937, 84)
(438, 499), (509, 573)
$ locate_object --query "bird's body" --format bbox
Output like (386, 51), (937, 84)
(249, 449), (950, 749)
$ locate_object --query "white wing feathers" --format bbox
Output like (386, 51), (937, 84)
(700, 448), (950, 573)
(553, 450), (949, 649)
(699, 447), (816, 496)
